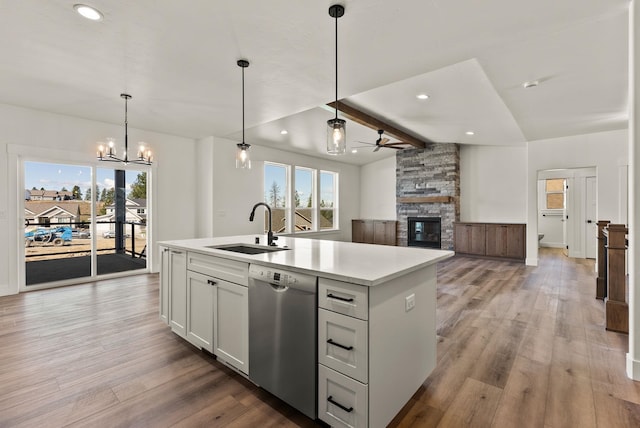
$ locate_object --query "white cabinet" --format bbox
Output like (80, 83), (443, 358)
(318, 266), (437, 428)
(318, 309), (368, 383)
(186, 271), (215, 352)
(160, 248), (250, 375)
(168, 249), (187, 338)
(318, 278), (370, 426)
(159, 246), (170, 325)
(318, 364), (368, 428)
(213, 279), (249, 374)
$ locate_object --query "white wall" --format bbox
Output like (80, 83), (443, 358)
(360, 156), (396, 220)
(460, 145), (527, 222)
(0, 103), (197, 296)
(198, 137), (361, 242)
(527, 129), (628, 265)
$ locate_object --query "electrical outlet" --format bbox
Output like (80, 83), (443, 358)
(405, 293), (415, 312)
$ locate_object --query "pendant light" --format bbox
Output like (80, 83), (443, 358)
(97, 94), (152, 165)
(327, 4), (346, 155)
(236, 59), (251, 169)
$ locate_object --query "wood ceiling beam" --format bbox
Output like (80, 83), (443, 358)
(327, 101), (430, 149)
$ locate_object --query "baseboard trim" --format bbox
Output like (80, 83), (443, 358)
(539, 242), (564, 248)
(627, 353), (640, 380)
(526, 257), (538, 266)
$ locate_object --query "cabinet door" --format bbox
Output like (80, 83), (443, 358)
(362, 220), (375, 244)
(506, 224), (526, 259)
(373, 221), (396, 246)
(168, 249), (187, 338)
(485, 224), (508, 257)
(454, 223), (470, 253)
(159, 246), (170, 325)
(186, 271), (215, 352)
(214, 279), (249, 374)
(352, 220), (365, 243)
(469, 224), (486, 255)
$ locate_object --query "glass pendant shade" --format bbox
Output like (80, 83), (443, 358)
(326, 118), (346, 155)
(327, 4), (346, 155)
(236, 59), (251, 169)
(236, 142), (251, 169)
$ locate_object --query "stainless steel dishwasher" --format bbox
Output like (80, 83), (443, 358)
(248, 264), (318, 420)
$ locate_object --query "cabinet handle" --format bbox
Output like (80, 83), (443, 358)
(171, 250), (183, 254)
(327, 338), (354, 351)
(327, 396), (353, 413)
(327, 293), (354, 303)
(207, 279), (217, 286)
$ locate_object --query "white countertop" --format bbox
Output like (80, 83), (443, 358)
(159, 235), (454, 286)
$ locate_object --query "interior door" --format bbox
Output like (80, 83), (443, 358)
(585, 176), (597, 259)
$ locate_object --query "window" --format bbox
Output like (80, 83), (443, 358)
(546, 178), (565, 209)
(264, 163), (288, 233)
(263, 162), (338, 233)
(320, 171), (337, 230)
(295, 167), (314, 231)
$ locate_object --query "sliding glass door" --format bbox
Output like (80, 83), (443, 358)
(23, 161), (148, 288)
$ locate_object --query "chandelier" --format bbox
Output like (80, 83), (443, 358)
(97, 93), (152, 165)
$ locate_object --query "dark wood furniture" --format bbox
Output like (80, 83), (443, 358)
(454, 222), (526, 261)
(603, 224), (628, 333)
(352, 219), (397, 246)
(595, 220), (610, 300)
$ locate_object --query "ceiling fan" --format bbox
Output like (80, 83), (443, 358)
(354, 129), (411, 152)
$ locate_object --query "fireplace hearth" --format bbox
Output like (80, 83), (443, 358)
(408, 217), (441, 249)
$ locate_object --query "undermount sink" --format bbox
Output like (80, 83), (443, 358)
(206, 243), (289, 255)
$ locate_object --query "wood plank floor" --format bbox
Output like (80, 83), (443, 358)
(0, 248), (638, 427)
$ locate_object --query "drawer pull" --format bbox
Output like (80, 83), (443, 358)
(327, 396), (353, 413)
(327, 338), (353, 351)
(327, 293), (354, 303)
(207, 279), (217, 286)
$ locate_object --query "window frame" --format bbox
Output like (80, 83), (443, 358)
(262, 161), (339, 234)
(545, 178), (565, 210)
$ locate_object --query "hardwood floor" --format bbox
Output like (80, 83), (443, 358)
(0, 248), (638, 427)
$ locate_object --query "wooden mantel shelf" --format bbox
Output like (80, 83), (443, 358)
(397, 196), (453, 204)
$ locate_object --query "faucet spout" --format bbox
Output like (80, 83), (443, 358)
(249, 202), (277, 246)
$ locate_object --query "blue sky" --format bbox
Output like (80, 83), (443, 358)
(25, 161), (145, 198)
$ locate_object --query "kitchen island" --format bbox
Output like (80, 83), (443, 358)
(159, 235), (453, 428)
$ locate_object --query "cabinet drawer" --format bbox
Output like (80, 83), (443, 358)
(319, 309), (368, 383)
(318, 364), (368, 428)
(187, 252), (248, 286)
(319, 278), (368, 320)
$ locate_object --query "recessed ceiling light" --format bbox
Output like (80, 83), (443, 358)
(351, 149), (358, 153)
(523, 80), (539, 89)
(465, 131), (475, 136)
(280, 129), (288, 135)
(73, 4), (103, 21)
(416, 94), (430, 100)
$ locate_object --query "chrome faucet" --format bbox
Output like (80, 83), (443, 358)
(249, 202), (278, 246)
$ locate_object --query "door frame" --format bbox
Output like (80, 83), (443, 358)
(9, 144), (154, 293)
(537, 167), (597, 260)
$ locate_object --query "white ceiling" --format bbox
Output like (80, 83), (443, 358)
(0, 0), (630, 166)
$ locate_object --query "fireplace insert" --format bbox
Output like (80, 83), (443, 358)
(408, 217), (441, 249)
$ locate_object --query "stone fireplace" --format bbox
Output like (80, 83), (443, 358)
(396, 144), (460, 250)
